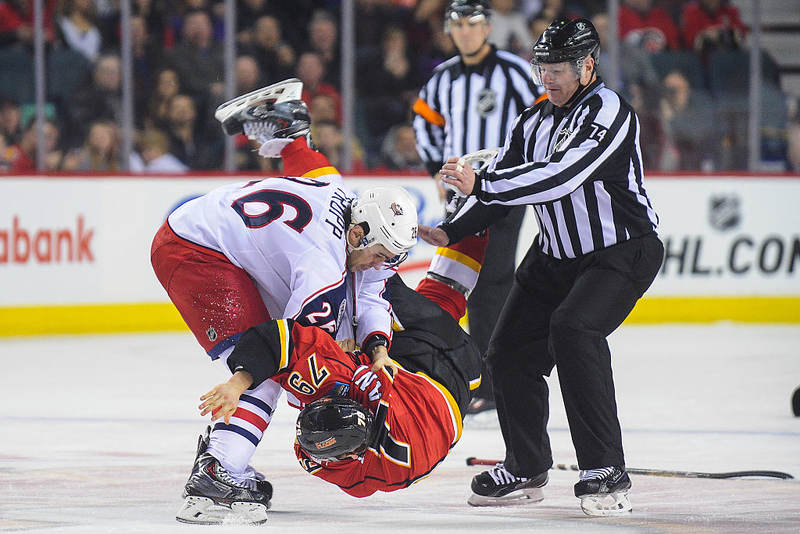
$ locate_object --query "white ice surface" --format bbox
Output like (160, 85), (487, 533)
(2, 324), (799, 533)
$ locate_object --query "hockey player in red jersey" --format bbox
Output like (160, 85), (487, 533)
(199, 231), (488, 499)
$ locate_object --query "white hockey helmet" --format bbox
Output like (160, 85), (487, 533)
(350, 185), (418, 265)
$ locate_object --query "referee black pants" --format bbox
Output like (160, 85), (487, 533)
(485, 233), (664, 476)
(467, 204), (526, 400)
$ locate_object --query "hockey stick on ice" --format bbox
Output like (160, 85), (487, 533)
(465, 457), (794, 480)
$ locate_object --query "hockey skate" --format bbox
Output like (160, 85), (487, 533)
(574, 466), (633, 517)
(468, 463), (547, 506)
(214, 78), (311, 157)
(175, 427), (273, 525)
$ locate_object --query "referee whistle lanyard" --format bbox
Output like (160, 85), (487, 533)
(550, 81), (604, 155)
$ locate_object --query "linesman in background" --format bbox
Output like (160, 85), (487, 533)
(413, 0), (541, 415)
(419, 19), (664, 516)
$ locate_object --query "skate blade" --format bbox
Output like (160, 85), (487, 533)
(579, 491), (633, 517)
(176, 496), (268, 525)
(214, 78), (303, 123)
(467, 487), (544, 507)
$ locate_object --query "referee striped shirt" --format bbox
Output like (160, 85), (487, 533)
(413, 46), (541, 177)
(444, 78), (659, 259)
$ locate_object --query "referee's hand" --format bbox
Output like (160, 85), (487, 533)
(440, 156), (475, 195)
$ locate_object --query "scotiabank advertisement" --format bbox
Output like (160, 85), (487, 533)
(0, 175), (798, 309)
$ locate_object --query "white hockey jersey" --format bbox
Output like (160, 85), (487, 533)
(168, 172), (393, 345)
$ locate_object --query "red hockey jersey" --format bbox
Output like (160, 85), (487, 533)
(257, 319), (463, 497)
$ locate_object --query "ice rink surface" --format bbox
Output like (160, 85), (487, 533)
(2, 323), (799, 533)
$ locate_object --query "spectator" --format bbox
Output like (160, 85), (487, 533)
(0, 94), (22, 146)
(129, 128), (189, 173)
(488, 0), (534, 59)
(305, 10), (341, 88)
(592, 12), (659, 110)
(234, 55), (263, 95)
(3, 118), (60, 172)
(0, 0), (57, 48)
(168, 0), (225, 44)
(164, 93), (222, 170)
(166, 9), (225, 102)
(680, 0), (747, 54)
(235, 0), (289, 47)
(311, 120), (366, 172)
(657, 70), (717, 171)
(132, 0), (170, 48)
(145, 68), (180, 130)
(618, 0), (680, 52)
(533, 0), (585, 22)
(359, 25), (421, 146)
(418, 23), (457, 77)
(296, 51), (342, 124)
(65, 54), (123, 147)
(378, 124), (425, 170)
(54, 0), (103, 62)
(239, 15), (295, 85)
(309, 93), (338, 125)
(129, 14), (165, 127)
(355, 0), (408, 58)
(61, 120), (120, 171)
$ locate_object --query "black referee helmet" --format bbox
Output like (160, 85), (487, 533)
(531, 19), (600, 65)
(445, 0), (492, 29)
(530, 19), (600, 85)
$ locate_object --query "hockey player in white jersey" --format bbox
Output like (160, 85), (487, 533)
(151, 79), (418, 525)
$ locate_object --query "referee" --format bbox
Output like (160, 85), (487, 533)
(420, 19), (664, 516)
(413, 0), (541, 414)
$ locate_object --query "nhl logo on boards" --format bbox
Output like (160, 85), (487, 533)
(476, 88), (497, 118)
(206, 326), (218, 342)
(709, 194), (741, 231)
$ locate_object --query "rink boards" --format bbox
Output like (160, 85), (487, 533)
(0, 173), (798, 335)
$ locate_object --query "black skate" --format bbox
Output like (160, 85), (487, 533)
(468, 463), (547, 506)
(175, 427), (273, 525)
(574, 466), (632, 517)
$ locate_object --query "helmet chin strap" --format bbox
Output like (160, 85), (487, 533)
(563, 61), (596, 108)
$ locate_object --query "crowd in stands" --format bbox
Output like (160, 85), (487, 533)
(0, 0), (798, 173)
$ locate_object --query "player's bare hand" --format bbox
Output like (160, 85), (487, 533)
(337, 338), (356, 352)
(370, 345), (398, 376)
(198, 371), (254, 424)
(439, 156), (475, 195)
(418, 225), (450, 247)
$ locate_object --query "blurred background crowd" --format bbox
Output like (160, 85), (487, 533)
(1, 0), (799, 174)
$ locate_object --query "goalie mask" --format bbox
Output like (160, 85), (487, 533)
(445, 0), (491, 32)
(530, 19), (600, 86)
(349, 185), (418, 267)
(296, 396), (375, 462)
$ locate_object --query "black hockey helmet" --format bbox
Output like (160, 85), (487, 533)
(445, 0), (491, 29)
(296, 396), (375, 462)
(531, 19), (600, 65)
